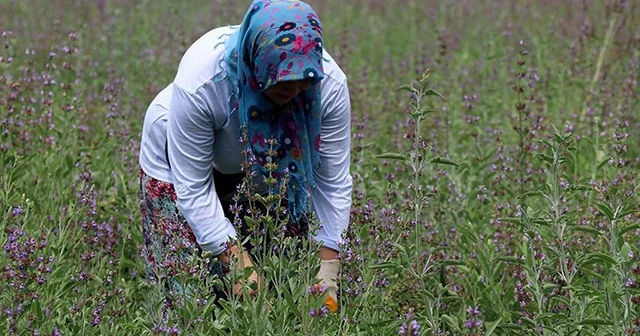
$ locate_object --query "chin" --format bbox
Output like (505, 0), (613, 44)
(263, 95), (289, 106)
(275, 98), (293, 106)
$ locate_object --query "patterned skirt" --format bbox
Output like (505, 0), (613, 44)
(139, 168), (309, 303)
(140, 168), (211, 278)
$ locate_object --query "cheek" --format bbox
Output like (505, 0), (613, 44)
(280, 86), (297, 96)
(263, 88), (279, 98)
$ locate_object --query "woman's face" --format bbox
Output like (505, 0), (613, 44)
(262, 79), (314, 105)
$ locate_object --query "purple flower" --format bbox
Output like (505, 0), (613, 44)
(625, 279), (637, 288)
(11, 206), (24, 217)
(307, 283), (327, 295)
(464, 318), (483, 329)
(151, 324), (164, 334)
(398, 320), (420, 336)
(466, 305), (482, 316)
(308, 306), (328, 318)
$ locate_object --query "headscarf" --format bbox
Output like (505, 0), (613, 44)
(224, 0), (324, 221)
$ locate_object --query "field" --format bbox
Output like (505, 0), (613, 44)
(1, 0), (639, 335)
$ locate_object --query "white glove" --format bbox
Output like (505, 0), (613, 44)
(316, 259), (340, 312)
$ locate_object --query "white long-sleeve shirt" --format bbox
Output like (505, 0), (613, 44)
(139, 26), (352, 256)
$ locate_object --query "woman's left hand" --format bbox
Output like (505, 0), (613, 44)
(316, 258), (340, 313)
(219, 244), (262, 297)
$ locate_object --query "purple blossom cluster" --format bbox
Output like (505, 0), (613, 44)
(1, 0), (639, 334)
(398, 309), (420, 336)
(308, 306), (329, 318)
(0, 20), (137, 332)
(2, 222), (54, 334)
(464, 306), (483, 330)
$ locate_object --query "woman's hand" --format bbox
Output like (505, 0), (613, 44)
(317, 247), (340, 313)
(219, 244), (261, 297)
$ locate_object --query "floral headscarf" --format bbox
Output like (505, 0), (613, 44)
(224, 0), (324, 221)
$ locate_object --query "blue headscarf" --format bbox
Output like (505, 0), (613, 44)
(224, 0), (324, 221)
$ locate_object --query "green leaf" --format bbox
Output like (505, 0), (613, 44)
(534, 153), (554, 164)
(441, 259), (466, 266)
(429, 156), (461, 167)
(549, 295), (570, 307)
(411, 106), (435, 120)
(579, 268), (606, 281)
(375, 152), (407, 161)
(594, 202), (614, 220)
(441, 314), (460, 332)
(541, 325), (560, 333)
(392, 242), (409, 260)
(368, 261), (401, 271)
(281, 288), (298, 314)
(499, 217), (522, 225)
(366, 319), (397, 329)
(568, 225), (603, 237)
(617, 205), (638, 220)
(424, 88), (445, 99)
(576, 318), (613, 326)
(617, 223), (640, 237)
(537, 137), (554, 148)
(562, 184), (591, 193)
(516, 190), (544, 200)
(496, 256), (524, 265)
(65, 154), (75, 173)
(492, 260), (506, 280)
(596, 158), (610, 170)
(497, 323), (524, 331)
(532, 218), (552, 226)
(485, 318), (502, 336)
(620, 242), (632, 260)
(581, 252), (617, 267)
(520, 317), (537, 327)
(243, 215), (257, 228)
(558, 157), (571, 165)
(397, 85), (418, 94)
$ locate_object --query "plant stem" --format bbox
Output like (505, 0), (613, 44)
(413, 92), (423, 278)
(578, 14), (619, 125)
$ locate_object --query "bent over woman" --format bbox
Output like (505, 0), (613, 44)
(138, 0), (352, 313)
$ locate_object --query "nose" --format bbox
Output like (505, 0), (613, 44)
(282, 86), (300, 97)
(282, 82), (309, 97)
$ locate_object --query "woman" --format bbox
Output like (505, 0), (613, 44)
(138, 0), (352, 313)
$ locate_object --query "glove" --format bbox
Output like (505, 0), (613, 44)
(316, 259), (340, 313)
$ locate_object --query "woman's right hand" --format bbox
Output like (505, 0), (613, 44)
(219, 244), (261, 297)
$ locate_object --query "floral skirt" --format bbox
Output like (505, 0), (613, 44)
(139, 168), (309, 301)
(139, 168), (225, 284)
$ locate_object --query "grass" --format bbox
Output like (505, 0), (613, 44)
(1, 0), (639, 334)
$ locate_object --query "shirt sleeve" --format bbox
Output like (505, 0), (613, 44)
(167, 83), (237, 256)
(312, 79), (353, 251)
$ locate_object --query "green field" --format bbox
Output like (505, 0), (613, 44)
(1, 0), (639, 334)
